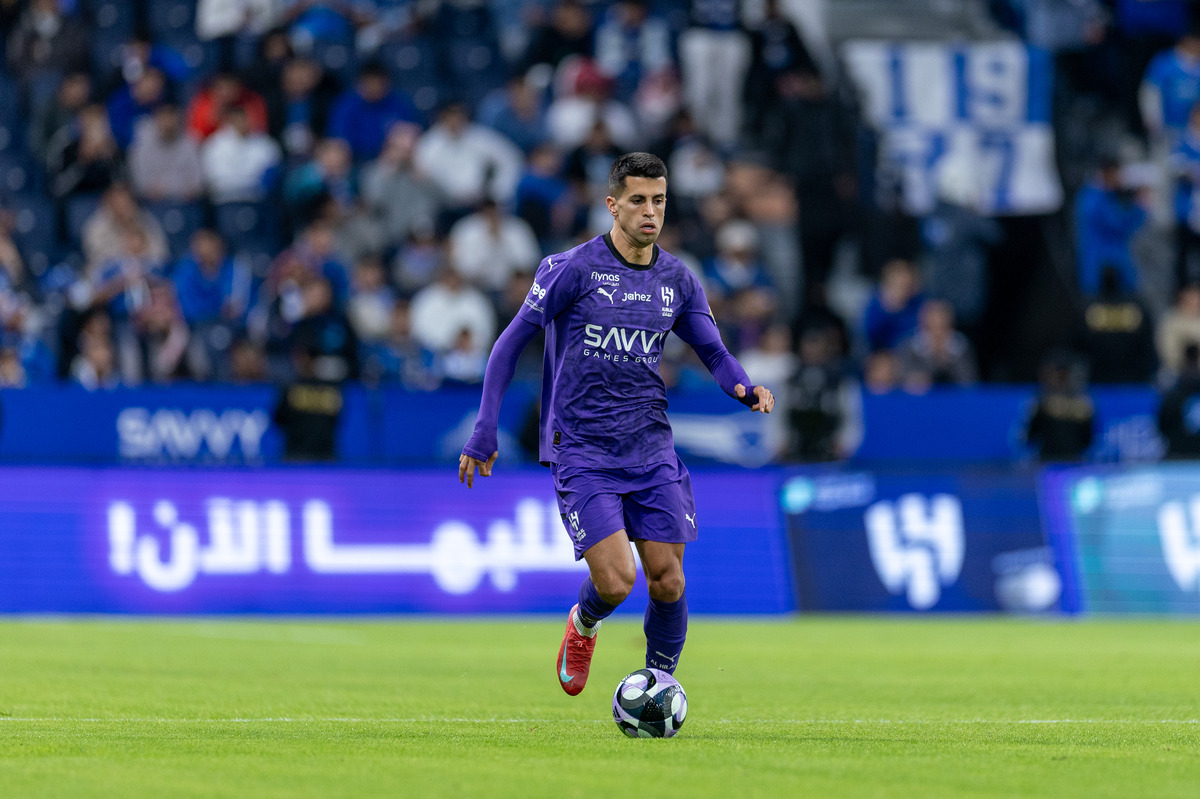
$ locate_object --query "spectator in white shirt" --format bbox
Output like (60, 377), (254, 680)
(413, 102), (523, 213)
(201, 106), (283, 204)
(409, 267), (496, 355)
(448, 199), (541, 292)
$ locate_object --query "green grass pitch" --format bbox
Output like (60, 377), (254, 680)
(1, 617), (1197, 798)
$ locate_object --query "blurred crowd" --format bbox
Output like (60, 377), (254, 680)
(3, 1), (1200, 462)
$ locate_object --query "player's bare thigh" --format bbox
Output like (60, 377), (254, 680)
(635, 540), (686, 602)
(583, 528), (638, 605)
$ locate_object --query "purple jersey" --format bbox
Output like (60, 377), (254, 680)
(517, 233), (711, 467)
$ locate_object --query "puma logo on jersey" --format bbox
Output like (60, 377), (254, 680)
(597, 287), (616, 303)
(685, 512), (696, 529)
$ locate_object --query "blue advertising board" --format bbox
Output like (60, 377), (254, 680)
(1041, 465), (1200, 614)
(0, 467), (793, 615)
(781, 469), (1063, 613)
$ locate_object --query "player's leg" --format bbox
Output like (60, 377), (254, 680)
(623, 462), (697, 675)
(635, 540), (688, 674)
(558, 529), (636, 696)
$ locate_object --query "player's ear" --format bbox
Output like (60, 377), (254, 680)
(605, 195), (617, 217)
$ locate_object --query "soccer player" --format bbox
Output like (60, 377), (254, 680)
(458, 153), (774, 695)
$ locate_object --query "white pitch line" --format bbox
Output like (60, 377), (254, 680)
(0, 718), (1197, 725)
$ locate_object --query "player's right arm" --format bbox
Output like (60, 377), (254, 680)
(460, 254), (580, 487)
(459, 315), (541, 488)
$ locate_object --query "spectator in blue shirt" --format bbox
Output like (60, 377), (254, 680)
(1140, 29), (1200, 142)
(327, 61), (421, 161)
(477, 76), (548, 154)
(863, 258), (925, 352)
(174, 229), (252, 326)
(106, 67), (170, 151)
(1074, 158), (1149, 295)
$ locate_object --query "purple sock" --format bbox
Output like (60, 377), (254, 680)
(577, 577), (618, 627)
(644, 591), (687, 673)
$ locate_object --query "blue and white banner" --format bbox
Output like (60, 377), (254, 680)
(843, 40), (1063, 215)
(782, 469), (1063, 613)
(0, 467), (794, 614)
(1042, 465), (1200, 614)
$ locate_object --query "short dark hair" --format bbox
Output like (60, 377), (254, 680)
(608, 152), (667, 198)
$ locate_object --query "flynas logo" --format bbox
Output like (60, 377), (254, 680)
(582, 324), (662, 363)
(863, 493), (964, 610)
(591, 271), (620, 286)
(1158, 499), (1200, 593)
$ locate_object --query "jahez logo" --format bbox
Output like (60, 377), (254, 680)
(863, 493), (964, 609)
(1157, 499), (1200, 593)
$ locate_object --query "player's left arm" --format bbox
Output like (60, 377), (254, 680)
(672, 277), (774, 413)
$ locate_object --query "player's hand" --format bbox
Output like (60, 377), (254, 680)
(736, 384), (775, 413)
(458, 451), (499, 488)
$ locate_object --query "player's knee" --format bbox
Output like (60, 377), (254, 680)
(648, 571), (685, 603)
(594, 564), (636, 605)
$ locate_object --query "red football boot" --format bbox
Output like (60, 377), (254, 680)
(556, 604), (599, 696)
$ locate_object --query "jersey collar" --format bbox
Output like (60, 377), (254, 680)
(603, 232), (658, 271)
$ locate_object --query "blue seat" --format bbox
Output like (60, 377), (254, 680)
(90, 0), (137, 37)
(215, 200), (280, 262)
(64, 193), (103, 250)
(311, 40), (358, 84)
(148, 0), (195, 38)
(8, 195), (61, 277)
(0, 151), (38, 196)
(380, 37), (439, 94)
(146, 199), (204, 259)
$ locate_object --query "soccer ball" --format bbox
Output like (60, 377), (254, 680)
(611, 668), (687, 738)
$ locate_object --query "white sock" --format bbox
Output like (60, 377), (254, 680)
(572, 609), (600, 638)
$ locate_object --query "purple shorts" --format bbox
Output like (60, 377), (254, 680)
(551, 456), (698, 560)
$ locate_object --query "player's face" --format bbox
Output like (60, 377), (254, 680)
(608, 176), (667, 248)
